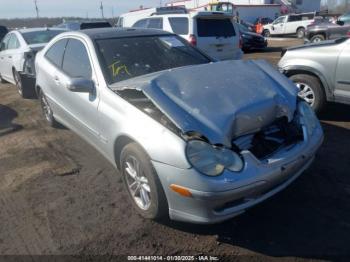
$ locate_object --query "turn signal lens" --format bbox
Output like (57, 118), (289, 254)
(170, 184), (192, 197)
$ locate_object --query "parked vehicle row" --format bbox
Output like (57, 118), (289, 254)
(119, 10), (243, 61)
(263, 12), (316, 38)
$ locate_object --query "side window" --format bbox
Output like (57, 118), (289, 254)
(168, 17), (189, 35)
(273, 16), (286, 24)
(147, 18), (163, 29)
(45, 39), (68, 68)
(62, 39), (92, 79)
(7, 34), (20, 49)
(0, 34), (11, 51)
(133, 19), (148, 28)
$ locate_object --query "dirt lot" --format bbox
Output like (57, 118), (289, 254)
(1, 38), (350, 261)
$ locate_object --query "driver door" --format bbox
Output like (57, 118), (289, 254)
(271, 16), (286, 35)
(53, 38), (102, 147)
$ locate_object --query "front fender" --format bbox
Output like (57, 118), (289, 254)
(279, 63), (334, 100)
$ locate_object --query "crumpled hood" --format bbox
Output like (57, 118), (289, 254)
(112, 60), (298, 146)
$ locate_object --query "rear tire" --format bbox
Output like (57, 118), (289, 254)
(120, 143), (168, 220)
(290, 74), (326, 113)
(263, 29), (270, 37)
(38, 89), (59, 127)
(310, 34), (325, 43)
(297, 27), (305, 38)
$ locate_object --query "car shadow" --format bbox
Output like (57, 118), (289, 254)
(160, 107), (350, 259)
(244, 47), (283, 54)
(0, 104), (23, 137)
(319, 102), (350, 122)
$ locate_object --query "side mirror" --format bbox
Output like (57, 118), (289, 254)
(67, 78), (94, 93)
(337, 20), (345, 26)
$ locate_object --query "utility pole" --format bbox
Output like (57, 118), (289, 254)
(100, 1), (104, 18)
(34, 0), (39, 19)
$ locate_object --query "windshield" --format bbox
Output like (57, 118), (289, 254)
(96, 35), (211, 84)
(22, 30), (64, 45)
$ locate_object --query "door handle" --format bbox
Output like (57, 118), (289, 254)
(8, 56), (12, 58)
(54, 76), (60, 83)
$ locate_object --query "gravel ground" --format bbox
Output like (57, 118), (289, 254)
(0, 38), (350, 261)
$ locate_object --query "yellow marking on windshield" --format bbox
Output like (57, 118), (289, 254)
(108, 61), (132, 77)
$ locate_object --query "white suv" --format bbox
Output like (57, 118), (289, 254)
(120, 11), (242, 61)
(263, 12), (315, 38)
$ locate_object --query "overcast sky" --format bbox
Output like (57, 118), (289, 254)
(0, 0), (164, 18)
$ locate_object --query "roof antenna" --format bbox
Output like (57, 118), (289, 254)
(34, 0), (39, 19)
(100, 1), (104, 18)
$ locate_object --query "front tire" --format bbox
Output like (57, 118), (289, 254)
(297, 27), (305, 38)
(310, 34), (325, 43)
(120, 143), (168, 220)
(39, 89), (59, 127)
(262, 29), (270, 37)
(290, 74), (326, 113)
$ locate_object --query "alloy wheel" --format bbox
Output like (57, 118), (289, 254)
(14, 71), (23, 96)
(124, 155), (152, 210)
(296, 82), (315, 106)
(40, 93), (52, 122)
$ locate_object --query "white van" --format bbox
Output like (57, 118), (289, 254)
(263, 12), (316, 38)
(118, 10), (242, 61)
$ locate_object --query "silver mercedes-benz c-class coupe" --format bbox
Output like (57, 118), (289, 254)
(35, 28), (323, 224)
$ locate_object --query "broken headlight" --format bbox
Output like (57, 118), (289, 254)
(298, 101), (318, 136)
(186, 140), (244, 176)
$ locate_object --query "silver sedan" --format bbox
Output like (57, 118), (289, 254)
(35, 28), (324, 224)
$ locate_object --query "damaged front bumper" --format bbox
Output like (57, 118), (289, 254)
(153, 123), (323, 224)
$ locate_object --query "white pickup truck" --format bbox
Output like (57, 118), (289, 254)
(263, 13), (316, 38)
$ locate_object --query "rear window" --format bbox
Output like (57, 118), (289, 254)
(196, 18), (235, 37)
(80, 22), (111, 30)
(22, 30), (64, 45)
(96, 35), (210, 84)
(169, 17), (189, 35)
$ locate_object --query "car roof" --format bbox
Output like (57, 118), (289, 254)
(17, 27), (66, 33)
(81, 27), (173, 40)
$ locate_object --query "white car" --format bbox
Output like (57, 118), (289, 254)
(0, 28), (66, 98)
(263, 12), (315, 38)
(120, 9), (242, 61)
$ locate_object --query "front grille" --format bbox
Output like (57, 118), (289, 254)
(233, 118), (303, 160)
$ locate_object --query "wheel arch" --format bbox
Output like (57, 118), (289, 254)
(284, 67), (333, 101)
(114, 135), (141, 171)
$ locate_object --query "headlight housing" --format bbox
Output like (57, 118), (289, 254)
(186, 140), (244, 177)
(298, 101), (318, 136)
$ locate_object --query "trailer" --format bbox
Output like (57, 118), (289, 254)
(166, 1), (282, 24)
